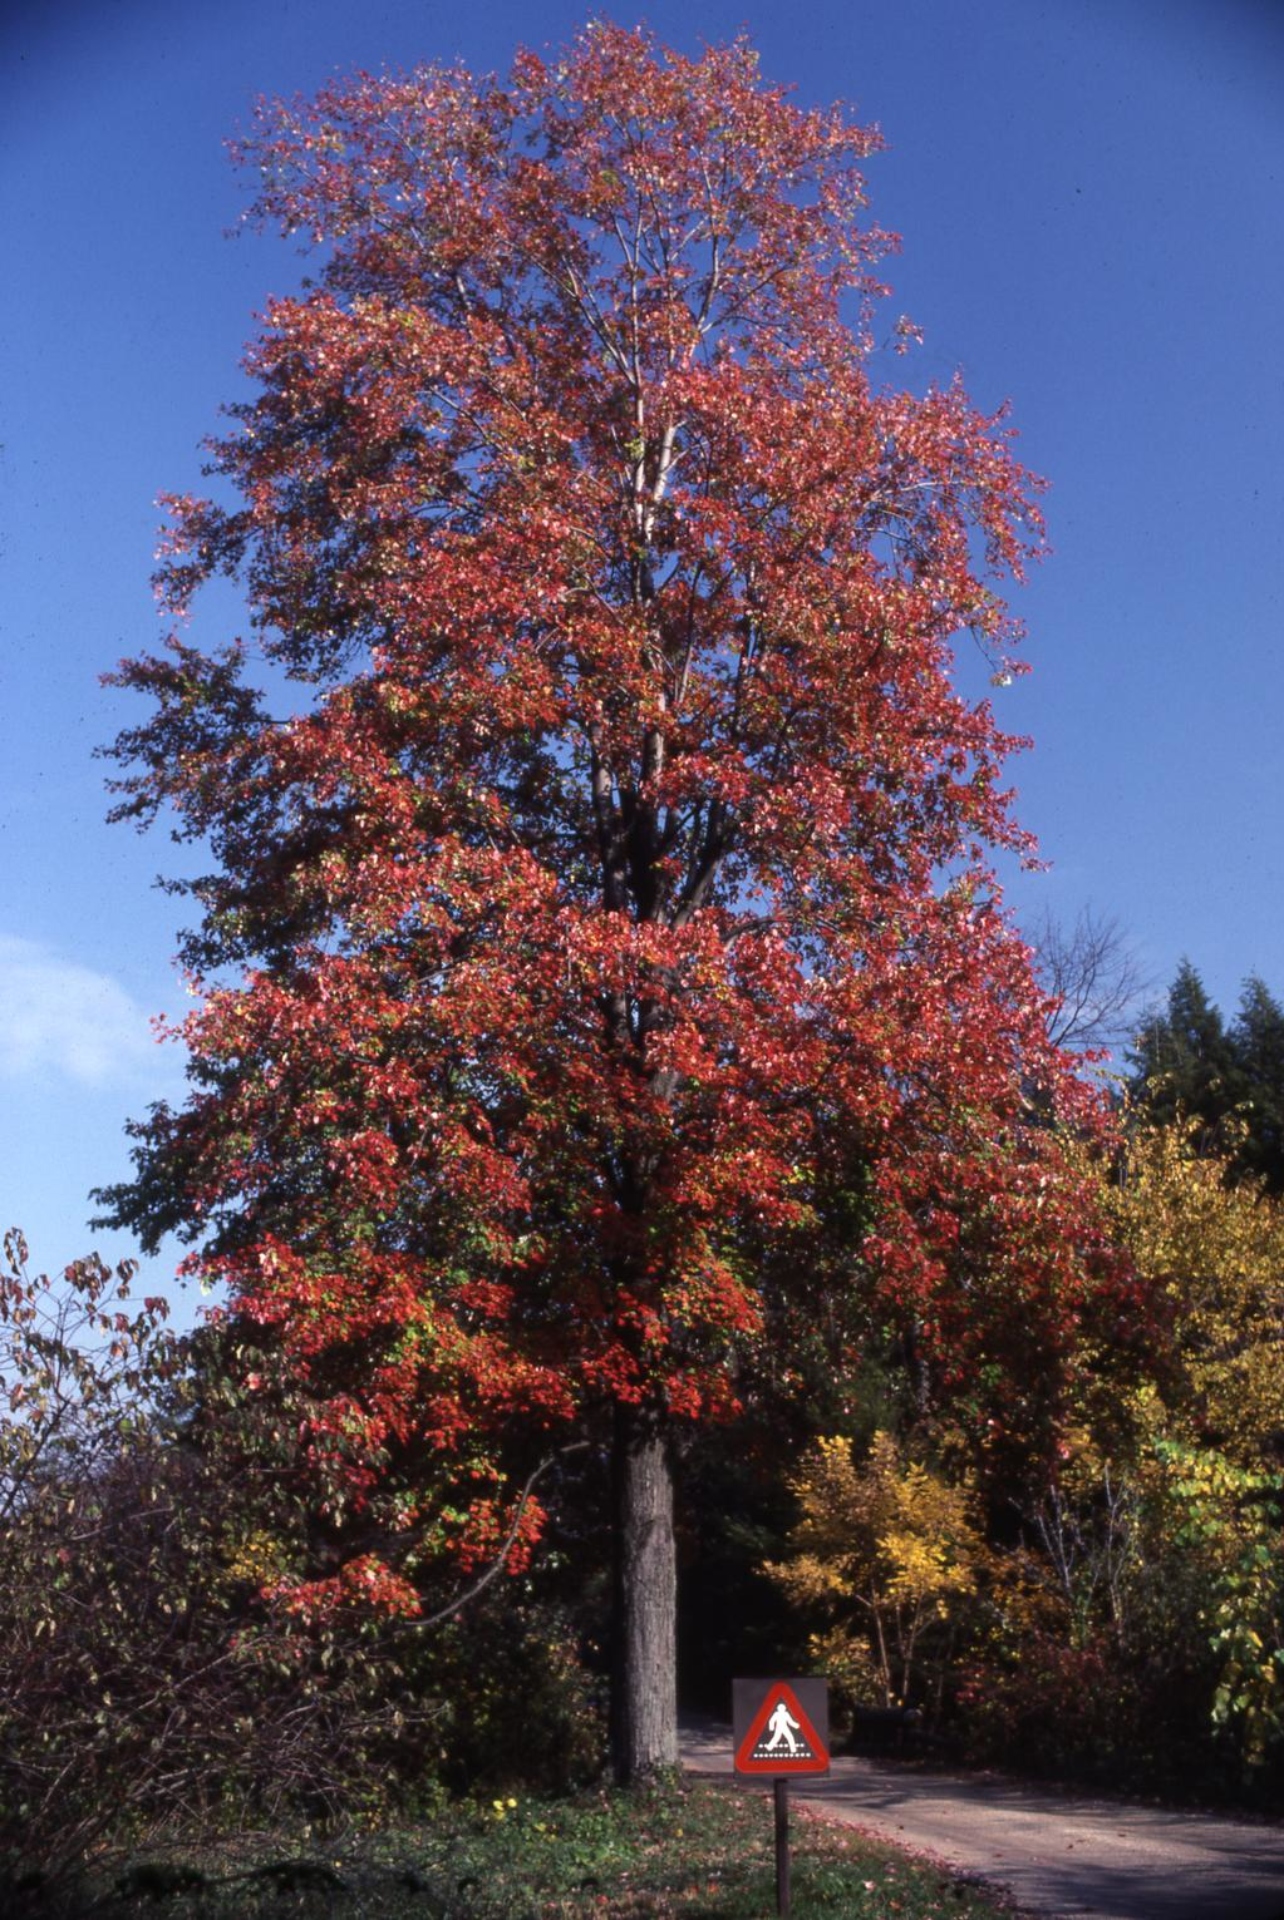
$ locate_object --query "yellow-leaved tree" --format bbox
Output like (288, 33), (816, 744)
(1107, 1117), (1284, 1461)
(1100, 1118), (1284, 1766)
(973, 1114), (1284, 1777)
(765, 1431), (987, 1716)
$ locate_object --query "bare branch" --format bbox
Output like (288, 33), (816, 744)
(1028, 905), (1151, 1054)
(411, 1441), (592, 1630)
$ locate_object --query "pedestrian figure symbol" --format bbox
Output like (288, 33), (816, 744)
(765, 1701), (801, 1754)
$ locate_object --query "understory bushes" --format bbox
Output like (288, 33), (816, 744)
(425, 1599), (607, 1796)
(0, 1241), (415, 1872)
(955, 1629), (1209, 1789)
(0, 1239), (605, 1883)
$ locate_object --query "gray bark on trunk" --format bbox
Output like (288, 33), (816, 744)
(611, 1400), (678, 1783)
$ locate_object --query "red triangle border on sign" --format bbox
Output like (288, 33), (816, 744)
(734, 1681), (830, 1774)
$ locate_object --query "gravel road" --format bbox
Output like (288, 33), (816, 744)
(681, 1718), (1284, 1919)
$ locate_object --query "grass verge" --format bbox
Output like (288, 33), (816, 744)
(24, 1777), (1022, 1918)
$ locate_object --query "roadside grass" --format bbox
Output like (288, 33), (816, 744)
(38, 1778), (1019, 1918)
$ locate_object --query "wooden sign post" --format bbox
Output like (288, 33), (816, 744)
(732, 1679), (829, 1917)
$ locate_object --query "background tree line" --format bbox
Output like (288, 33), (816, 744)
(708, 957), (1284, 1789)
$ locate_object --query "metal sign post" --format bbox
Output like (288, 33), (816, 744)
(732, 1679), (829, 1919)
(774, 1776), (791, 1917)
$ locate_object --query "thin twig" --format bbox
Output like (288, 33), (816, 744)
(411, 1439), (592, 1629)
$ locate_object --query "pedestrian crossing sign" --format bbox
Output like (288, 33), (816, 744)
(733, 1678), (830, 1775)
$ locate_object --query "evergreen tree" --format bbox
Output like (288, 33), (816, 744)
(1229, 977), (1284, 1194)
(1130, 961), (1240, 1144)
(1132, 963), (1284, 1195)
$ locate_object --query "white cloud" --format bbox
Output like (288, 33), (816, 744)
(0, 936), (168, 1086)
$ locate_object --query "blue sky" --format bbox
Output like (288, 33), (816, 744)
(2, 0), (1282, 1308)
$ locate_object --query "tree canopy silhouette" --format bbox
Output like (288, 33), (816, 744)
(99, 24), (1119, 1778)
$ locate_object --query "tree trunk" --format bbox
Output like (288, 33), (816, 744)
(610, 1399), (678, 1783)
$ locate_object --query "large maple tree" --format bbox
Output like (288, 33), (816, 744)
(102, 25), (1117, 1779)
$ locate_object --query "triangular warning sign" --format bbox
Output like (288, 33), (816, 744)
(734, 1680), (829, 1774)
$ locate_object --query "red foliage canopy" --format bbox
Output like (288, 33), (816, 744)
(103, 26), (1124, 1604)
